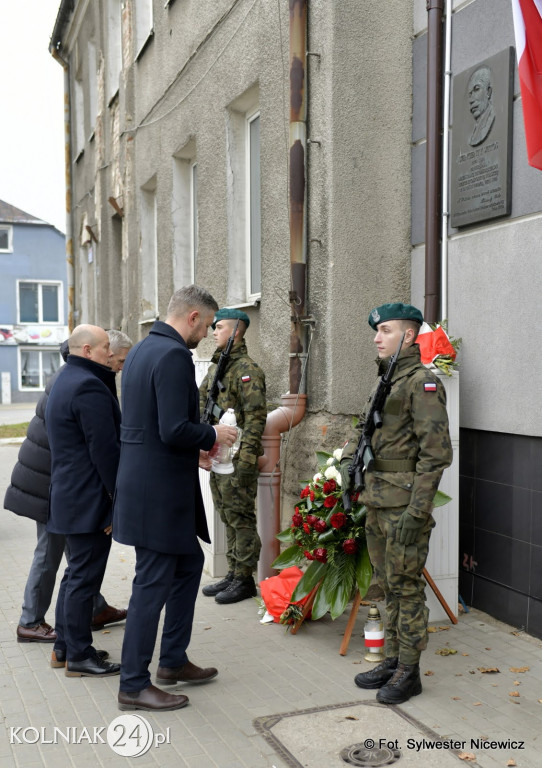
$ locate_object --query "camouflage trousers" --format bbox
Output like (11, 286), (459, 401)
(365, 505), (435, 665)
(210, 470), (261, 579)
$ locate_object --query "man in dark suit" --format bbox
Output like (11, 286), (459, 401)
(114, 285), (238, 712)
(46, 324), (121, 677)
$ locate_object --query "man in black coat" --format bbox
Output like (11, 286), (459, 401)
(4, 332), (131, 647)
(46, 324), (122, 677)
(114, 285), (238, 712)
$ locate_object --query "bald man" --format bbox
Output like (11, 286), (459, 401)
(46, 325), (122, 677)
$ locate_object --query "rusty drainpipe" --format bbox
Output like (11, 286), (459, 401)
(50, 44), (75, 332)
(424, 0), (444, 324)
(256, 0), (308, 581)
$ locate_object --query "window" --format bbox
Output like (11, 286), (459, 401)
(246, 111), (261, 299)
(135, 0), (153, 58)
(225, 86), (261, 305)
(19, 348), (62, 390)
(172, 140), (197, 286)
(18, 281), (62, 324)
(140, 178), (158, 320)
(0, 225), (13, 252)
(106, 0), (122, 103)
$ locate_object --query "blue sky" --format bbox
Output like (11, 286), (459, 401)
(0, 1), (66, 232)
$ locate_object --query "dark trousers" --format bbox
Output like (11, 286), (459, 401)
(20, 523), (108, 628)
(119, 544), (204, 692)
(54, 532), (112, 661)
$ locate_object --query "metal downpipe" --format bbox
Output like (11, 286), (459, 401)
(424, 0), (444, 323)
(257, 0), (308, 581)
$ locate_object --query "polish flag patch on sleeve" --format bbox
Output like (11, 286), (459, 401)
(241, 375), (251, 383)
(424, 381), (437, 392)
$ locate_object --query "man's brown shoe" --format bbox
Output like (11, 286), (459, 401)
(17, 623), (57, 643)
(118, 684), (189, 711)
(91, 606), (127, 631)
(156, 660), (218, 686)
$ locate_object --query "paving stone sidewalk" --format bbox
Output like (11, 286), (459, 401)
(1, 443), (541, 768)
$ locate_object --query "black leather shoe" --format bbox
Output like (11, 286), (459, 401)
(215, 576), (257, 604)
(156, 660), (218, 685)
(118, 684), (188, 711)
(65, 654), (120, 677)
(202, 572), (234, 597)
(376, 662), (422, 704)
(51, 648), (109, 668)
(354, 656), (398, 689)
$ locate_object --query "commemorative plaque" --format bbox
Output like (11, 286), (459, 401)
(450, 48), (514, 228)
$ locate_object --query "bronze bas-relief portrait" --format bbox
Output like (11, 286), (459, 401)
(467, 65), (495, 147)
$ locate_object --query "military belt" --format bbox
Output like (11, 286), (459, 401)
(372, 458), (417, 472)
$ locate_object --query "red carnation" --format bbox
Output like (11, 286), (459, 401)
(306, 514), (319, 527)
(330, 512), (347, 529)
(323, 479), (337, 494)
(300, 486), (310, 499)
(342, 538), (358, 555)
(292, 512), (303, 527)
(303, 523), (311, 534)
(313, 548), (328, 563)
(309, 490), (315, 501)
(323, 496), (337, 509)
(313, 519), (327, 533)
(304, 550), (315, 560)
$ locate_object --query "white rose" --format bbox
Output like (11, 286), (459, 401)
(333, 448), (343, 461)
(326, 457), (334, 466)
(313, 472), (323, 483)
(324, 465), (338, 480)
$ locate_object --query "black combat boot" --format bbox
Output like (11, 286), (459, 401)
(376, 662), (422, 704)
(354, 657), (398, 689)
(202, 572), (234, 597)
(215, 576), (257, 604)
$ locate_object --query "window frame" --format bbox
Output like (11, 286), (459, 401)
(16, 280), (64, 325)
(0, 225), (13, 252)
(18, 346), (63, 392)
(245, 109), (261, 302)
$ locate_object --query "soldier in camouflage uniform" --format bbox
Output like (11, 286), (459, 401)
(340, 303), (452, 704)
(199, 308), (267, 604)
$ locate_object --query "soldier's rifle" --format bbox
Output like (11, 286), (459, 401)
(201, 319), (239, 425)
(342, 331), (405, 512)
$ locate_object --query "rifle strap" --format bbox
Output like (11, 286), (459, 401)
(372, 458), (417, 472)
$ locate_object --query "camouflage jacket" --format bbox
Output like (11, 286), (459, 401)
(198, 341), (267, 473)
(342, 344), (452, 518)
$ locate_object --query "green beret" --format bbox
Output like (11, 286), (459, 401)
(212, 307), (250, 329)
(368, 302), (423, 330)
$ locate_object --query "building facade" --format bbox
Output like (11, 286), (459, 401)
(0, 201), (68, 404)
(50, 0), (542, 635)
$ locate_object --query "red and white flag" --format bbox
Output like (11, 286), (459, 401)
(511, 0), (542, 170)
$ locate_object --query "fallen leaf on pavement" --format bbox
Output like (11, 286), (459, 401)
(507, 760), (517, 766)
(478, 667), (500, 674)
(509, 666), (529, 673)
(473, 702), (482, 706)
(509, 691), (520, 697)
(345, 716), (358, 720)
(424, 670), (434, 676)
(458, 752), (476, 761)
(435, 648), (457, 655)
(428, 626), (450, 633)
